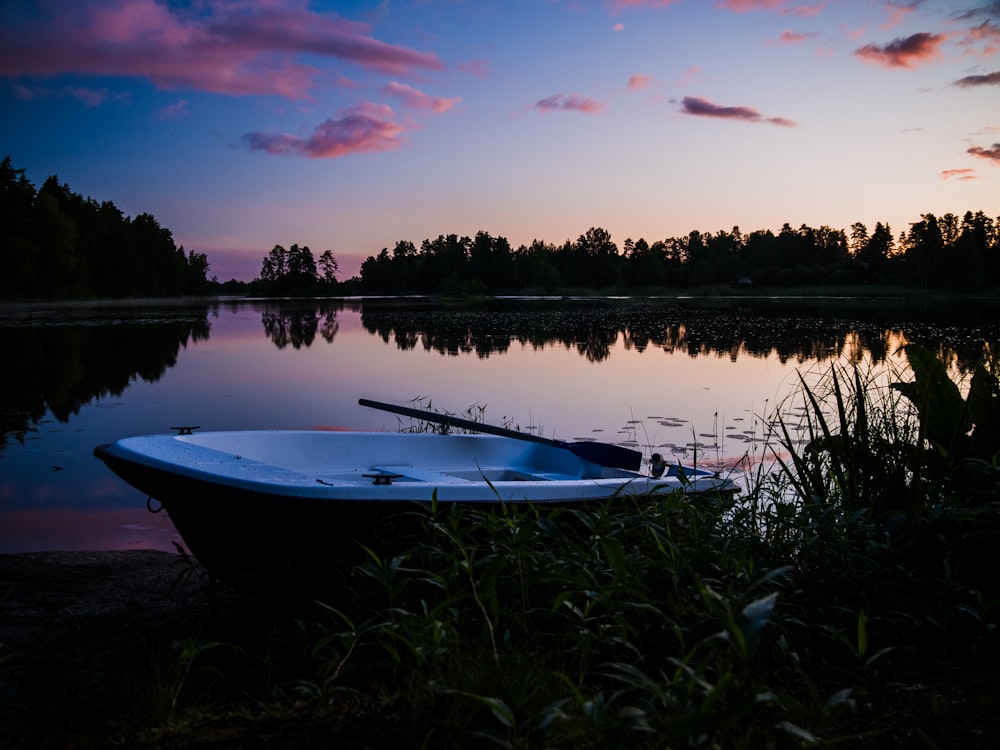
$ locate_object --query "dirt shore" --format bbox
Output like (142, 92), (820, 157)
(0, 550), (408, 749)
(1, 551), (226, 737)
(1, 550), (210, 665)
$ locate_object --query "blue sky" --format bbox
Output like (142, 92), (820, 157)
(1, 0), (997, 281)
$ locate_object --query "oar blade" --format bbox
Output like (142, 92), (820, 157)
(567, 441), (642, 472)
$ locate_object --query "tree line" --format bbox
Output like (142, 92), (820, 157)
(359, 215), (1000, 294)
(250, 243), (340, 296)
(0, 157), (212, 299)
(5, 154), (997, 299)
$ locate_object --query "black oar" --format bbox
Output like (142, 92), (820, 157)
(359, 398), (642, 472)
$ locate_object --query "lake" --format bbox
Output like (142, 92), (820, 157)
(2, 295), (997, 554)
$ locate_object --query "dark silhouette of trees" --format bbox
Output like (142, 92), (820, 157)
(7, 156), (994, 299)
(0, 157), (212, 299)
(0, 158), (38, 296)
(357, 212), (998, 294)
(560, 227), (621, 288)
(469, 230), (515, 292)
(895, 211), (1000, 290)
(902, 213), (946, 289)
(318, 249), (339, 285)
(514, 239), (563, 292)
(421, 234), (471, 293)
(852, 221), (895, 283)
(359, 232), (518, 294)
(255, 243), (339, 296)
(623, 238), (670, 287)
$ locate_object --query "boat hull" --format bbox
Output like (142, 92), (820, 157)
(94, 430), (737, 589)
(95, 448), (420, 588)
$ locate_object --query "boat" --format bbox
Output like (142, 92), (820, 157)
(94, 402), (739, 588)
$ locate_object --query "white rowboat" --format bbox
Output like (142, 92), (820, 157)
(95, 427), (737, 587)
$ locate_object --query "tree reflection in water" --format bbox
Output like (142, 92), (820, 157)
(1, 302), (212, 451)
(359, 297), (998, 371)
(257, 299), (357, 349)
(2, 297), (996, 455)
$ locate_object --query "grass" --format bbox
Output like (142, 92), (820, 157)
(3, 347), (999, 748)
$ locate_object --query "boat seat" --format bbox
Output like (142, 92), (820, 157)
(369, 465), (473, 484)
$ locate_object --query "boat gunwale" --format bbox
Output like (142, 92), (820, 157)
(95, 430), (738, 503)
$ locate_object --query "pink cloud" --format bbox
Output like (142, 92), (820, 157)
(718, 0), (789, 12)
(968, 143), (1000, 163)
(854, 32), (947, 68)
(675, 65), (702, 87)
(959, 20), (1000, 58)
(608, 0), (682, 12)
(940, 168), (977, 181)
(779, 30), (819, 44)
(458, 59), (492, 78)
(846, 25), (867, 41)
(680, 96), (797, 126)
(954, 70), (1000, 86)
(880, 2), (915, 31)
(786, 3), (825, 18)
(384, 82), (459, 113)
(534, 94), (606, 114)
(0, 0), (444, 99)
(627, 74), (653, 91)
(718, 1), (825, 17)
(335, 75), (362, 90)
(242, 103), (406, 158)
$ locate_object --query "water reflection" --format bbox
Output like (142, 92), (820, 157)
(1, 301), (212, 451)
(260, 299), (351, 349)
(3, 297), (997, 454)
(1, 295), (998, 553)
(358, 297), (998, 370)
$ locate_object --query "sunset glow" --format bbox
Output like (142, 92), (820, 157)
(1, 0), (996, 281)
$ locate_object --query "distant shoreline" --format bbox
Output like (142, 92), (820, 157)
(3, 285), (1000, 306)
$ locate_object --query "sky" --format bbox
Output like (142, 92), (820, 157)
(1, 0), (997, 282)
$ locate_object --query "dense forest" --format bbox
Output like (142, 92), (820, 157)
(359, 215), (1000, 294)
(0, 157), (212, 299)
(3, 155), (998, 299)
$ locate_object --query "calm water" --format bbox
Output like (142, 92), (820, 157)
(2, 295), (997, 553)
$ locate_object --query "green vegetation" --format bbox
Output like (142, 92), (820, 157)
(3, 347), (998, 748)
(0, 157), (212, 299)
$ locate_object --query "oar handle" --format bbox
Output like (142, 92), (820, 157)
(359, 398), (553, 445)
(359, 398), (643, 472)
